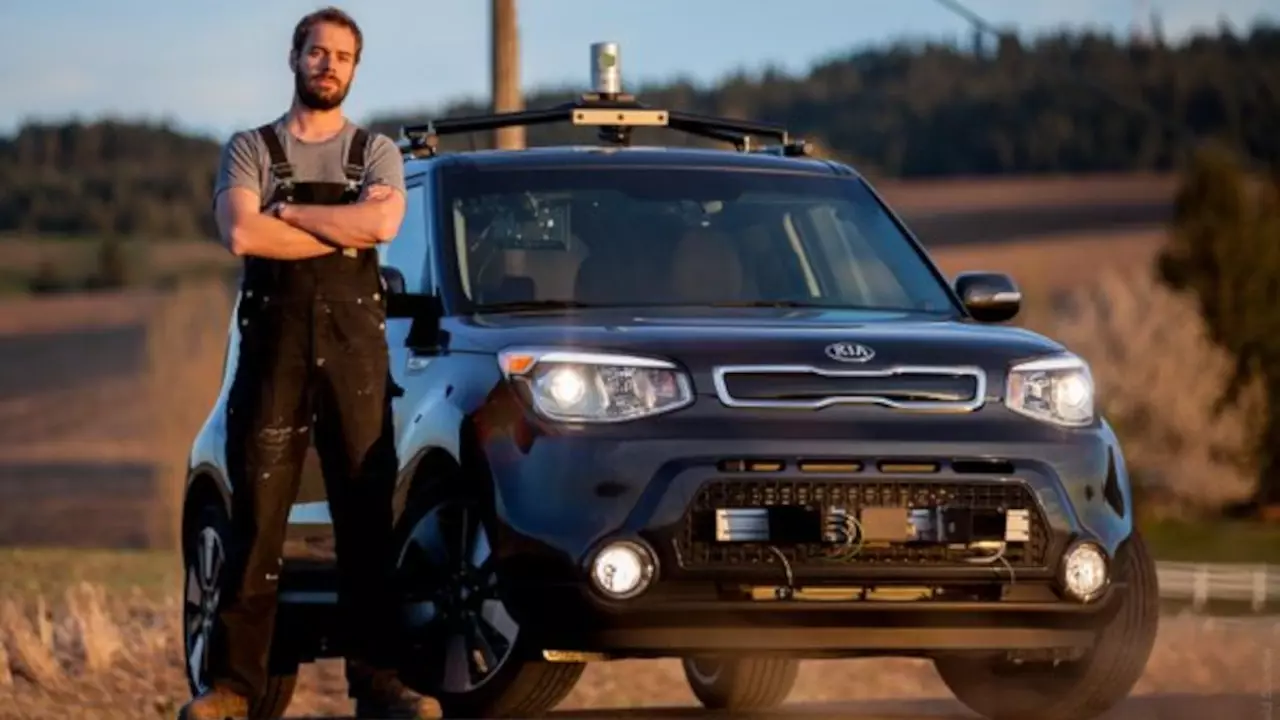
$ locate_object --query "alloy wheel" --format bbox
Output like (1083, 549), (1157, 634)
(183, 524), (225, 694)
(396, 500), (521, 694)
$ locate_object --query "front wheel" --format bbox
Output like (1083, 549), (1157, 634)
(682, 657), (800, 711)
(392, 492), (584, 718)
(933, 531), (1159, 720)
(182, 500), (297, 719)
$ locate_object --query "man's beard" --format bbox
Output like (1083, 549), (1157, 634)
(295, 70), (349, 111)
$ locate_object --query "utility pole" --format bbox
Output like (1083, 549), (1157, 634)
(491, 0), (525, 149)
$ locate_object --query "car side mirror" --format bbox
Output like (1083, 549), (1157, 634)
(380, 266), (407, 296)
(954, 272), (1021, 323)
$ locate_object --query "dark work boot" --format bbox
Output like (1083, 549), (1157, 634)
(349, 663), (441, 719)
(177, 686), (250, 720)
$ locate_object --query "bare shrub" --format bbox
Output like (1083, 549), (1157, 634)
(145, 276), (235, 550)
(1030, 267), (1263, 518)
(35, 595), (52, 650)
(0, 599), (62, 687)
(65, 582), (124, 673)
(0, 638), (11, 687)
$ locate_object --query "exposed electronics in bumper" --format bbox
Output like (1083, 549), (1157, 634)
(706, 505), (1033, 546)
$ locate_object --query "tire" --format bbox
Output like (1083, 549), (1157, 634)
(391, 475), (585, 718)
(182, 500), (298, 719)
(682, 657), (800, 711)
(933, 530), (1160, 720)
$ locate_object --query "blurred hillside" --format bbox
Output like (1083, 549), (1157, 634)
(0, 24), (1276, 240)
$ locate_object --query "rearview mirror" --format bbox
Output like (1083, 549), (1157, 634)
(953, 272), (1021, 323)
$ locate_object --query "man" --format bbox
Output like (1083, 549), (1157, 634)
(180, 7), (435, 720)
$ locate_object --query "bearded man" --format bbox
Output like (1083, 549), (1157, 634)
(179, 6), (435, 719)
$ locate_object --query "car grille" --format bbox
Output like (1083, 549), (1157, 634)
(711, 364), (986, 411)
(676, 477), (1051, 570)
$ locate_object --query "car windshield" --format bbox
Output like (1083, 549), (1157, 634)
(440, 164), (960, 315)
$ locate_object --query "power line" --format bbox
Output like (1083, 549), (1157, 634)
(932, 0), (1001, 36)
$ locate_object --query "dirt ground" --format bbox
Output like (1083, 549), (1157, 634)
(0, 595), (1275, 719)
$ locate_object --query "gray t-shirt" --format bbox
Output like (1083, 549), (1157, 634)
(213, 114), (406, 207)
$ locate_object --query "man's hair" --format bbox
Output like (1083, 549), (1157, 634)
(292, 6), (363, 63)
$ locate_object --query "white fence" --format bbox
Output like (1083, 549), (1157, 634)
(1156, 562), (1280, 612)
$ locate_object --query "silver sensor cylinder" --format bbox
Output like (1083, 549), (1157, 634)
(591, 42), (622, 95)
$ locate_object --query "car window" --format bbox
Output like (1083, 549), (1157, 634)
(382, 183), (430, 293)
(439, 166), (958, 313)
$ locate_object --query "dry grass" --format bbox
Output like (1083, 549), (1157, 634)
(0, 237), (234, 302)
(929, 227), (1166, 298)
(0, 290), (156, 337)
(64, 583), (124, 673)
(0, 641), (10, 688)
(0, 599), (61, 688)
(0, 237), (229, 276)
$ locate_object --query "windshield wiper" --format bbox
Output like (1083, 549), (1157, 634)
(473, 299), (594, 312)
(706, 300), (952, 313)
(706, 300), (836, 308)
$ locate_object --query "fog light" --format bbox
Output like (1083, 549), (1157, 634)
(1061, 541), (1109, 602)
(589, 540), (656, 600)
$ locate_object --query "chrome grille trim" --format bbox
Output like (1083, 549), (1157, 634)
(711, 364), (987, 411)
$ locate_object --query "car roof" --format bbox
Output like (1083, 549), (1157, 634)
(405, 145), (859, 177)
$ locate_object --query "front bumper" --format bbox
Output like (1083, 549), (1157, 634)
(515, 581), (1123, 657)
(478, 404), (1132, 655)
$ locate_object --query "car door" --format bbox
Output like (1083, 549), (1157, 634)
(378, 176), (433, 439)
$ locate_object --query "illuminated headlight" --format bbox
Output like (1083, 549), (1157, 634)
(1004, 353), (1094, 427)
(498, 348), (694, 423)
(589, 540), (656, 599)
(1060, 541), (1109, 602)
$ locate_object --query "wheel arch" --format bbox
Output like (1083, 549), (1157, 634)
(182, 465), (231, 551)
(1098, 418), (1138, 545)
(393, 414), (495, 520)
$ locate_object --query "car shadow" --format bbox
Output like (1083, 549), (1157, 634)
(284, 692), (1275, 720)
(548, 693), (1274, 719)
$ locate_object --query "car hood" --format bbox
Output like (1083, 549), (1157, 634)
(444, 306), (1067, 392)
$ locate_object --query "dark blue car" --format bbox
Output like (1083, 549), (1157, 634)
(180, 54), (1158, 720)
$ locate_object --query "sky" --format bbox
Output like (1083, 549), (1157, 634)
(1, 0), (1276, 140)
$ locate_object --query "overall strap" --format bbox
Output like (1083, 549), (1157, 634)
(344, 126), (371, 191)
(256, 124), (294, 186)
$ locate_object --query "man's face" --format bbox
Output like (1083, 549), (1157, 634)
(290, 21), (358, 111)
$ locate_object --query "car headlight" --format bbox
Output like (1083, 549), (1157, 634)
(1004, 353), (1094, 427)
(498, 348), (694, 423)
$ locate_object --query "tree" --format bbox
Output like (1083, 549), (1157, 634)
(1157, 143), (1280, 506)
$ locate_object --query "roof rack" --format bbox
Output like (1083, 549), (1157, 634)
(399, 42), (814, 160)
